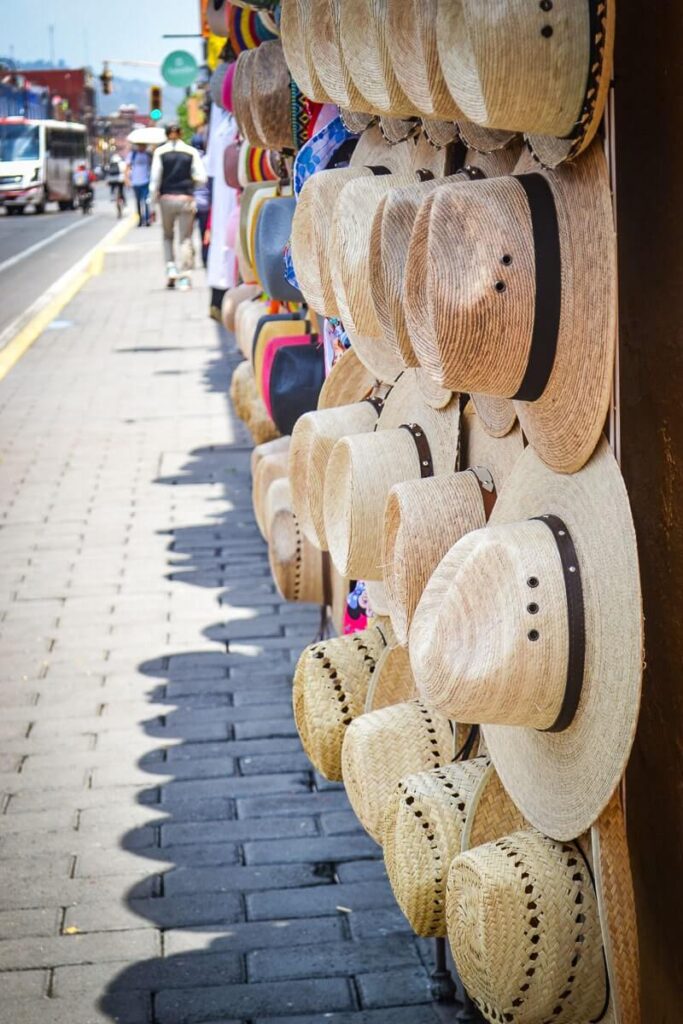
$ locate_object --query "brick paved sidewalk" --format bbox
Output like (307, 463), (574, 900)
(0, 225), (443, 1023)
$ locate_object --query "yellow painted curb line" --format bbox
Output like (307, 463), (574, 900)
(0, 214), (136, 383)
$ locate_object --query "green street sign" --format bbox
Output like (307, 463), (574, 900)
(161, 50), (199, 88)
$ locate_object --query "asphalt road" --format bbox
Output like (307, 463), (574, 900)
(0, 184), (131, 341)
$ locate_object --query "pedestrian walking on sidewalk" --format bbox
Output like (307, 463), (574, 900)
(150, 124), (208, 291)
(191, 133), (212, 269)
(127, 144), (152, 227)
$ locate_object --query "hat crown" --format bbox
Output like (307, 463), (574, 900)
(412, 520), (571, 729)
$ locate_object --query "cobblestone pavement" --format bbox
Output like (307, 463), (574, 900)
(0, 225), (442, 1023)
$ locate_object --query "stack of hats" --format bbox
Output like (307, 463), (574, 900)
(224, 3), (643, 1020)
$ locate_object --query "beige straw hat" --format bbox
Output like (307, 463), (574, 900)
(235, 297), (272, 361)
(252, 449), (290, 539)
(438, 0), (614, 168)
(222, 284), (262, 333)
(307, 0), (367, 110)
(341, 699), (455, 843)
(230, 361), (280, 445)
(370, 144), (522, 373)
(456, 121), (518, 155)
(265, 477), (325, 603)
(409, 437), (643, 841)
(338, 0), (415, 117)
(385, 0), (463, 121)
(317, 348), (376, 411)
(293, 618), (413, 780)
(250, 40), (296, 152)
(280, 0), (331, 103)
(383, 403), (524, 644)
(384, 757), (526, 937)
(232, 48), (266, 148)
(447, 830), (608, 1023)
(324, 371), (461, 580)
(364, 578), (389, 618)
(251, 434), (291, 479)
(404, 140), (617, 473)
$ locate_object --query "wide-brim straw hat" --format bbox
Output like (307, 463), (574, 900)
(404, 140), (616, 473)
(338, 0), (416, 117)
(409, 437), (643, 841)
(317, 348), (376, 411)
(364, 578), (389, 618)
(307, 0), (370, 110)
(265, 478), (325, 603)
(250, 40), (296, 152)
(292, 618), (415, 780)
(370, 144), (522, 374)
(384, 757), (526, 937)
(456, 121), (518, 155)
(341, 699), (455, 843)
(222, 284), (262, 333)
(233, 48), (266, 148)
(385, 0), (463, 121)
(235, 296), (272, 362)
(251, 435), (291, 479)
(280, 0), (332, 104)
(230, 361), (280, 445)
(437, 0), (614, 167)
(383, 403), (524, 644)
(447, 830), (608, 1022)
(252, 449), (290, 539)
(324, 373), (461, 580)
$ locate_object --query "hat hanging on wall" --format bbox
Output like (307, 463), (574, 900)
(228, 4), (279, 55)
(409, 437), (643, 841)
(383, 402), (524, 644)
(232, 48), (266, 147)
(221, 284), (262, 334)
(206, 0), (229, 37)
(404, 141), (616, 473)
(265, 477), (326, 604)
(324, 370), (460, 580)
(254, 197), (304, 303)
(338, 0), (415, 117)
(447, 830), (608, 1023)
(306, 0), (368, 109)
(210, 61), (229, 107)
(385, 0), (463, 121)
(437, 0), (614, 168)
(280, 0), (332, 103)
(317, 348), (376, 411)
(384, 757), (526, 937)
(252, 448), (290, 540)
(251, 435), (291, 480)
(250, 41), (296, 152)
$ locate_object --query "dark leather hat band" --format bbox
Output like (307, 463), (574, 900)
(399, 422), (435, 479)
(363, 396), (385, 416)
(466, 465), (497, 520)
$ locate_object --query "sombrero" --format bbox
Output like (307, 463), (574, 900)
(265, 477), (325, 604)
(409, 437), (643, 841)
(317, 348), (376, 411)
(338, 0), (416, 117)
(385, 0), (463, 122)
(280, 0), (332, 103)
(292, 618), (414, 780)
(384, 757), (526, 937)
(324, 371), (461, 580)
(447, 830), (608, 1022)
(252, 448), (290, 540)
(341, 699), (455, 843)
(383, 402), (524, 644)
(404, 140), (617, 473)
(437, 0), (615, 168)
(221, 283), (262, 333)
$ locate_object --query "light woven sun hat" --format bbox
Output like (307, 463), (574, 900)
(293, 617), (412, 780)
(251, 435), (291, 479)
(324, 371), (460, 580)
(410, 437), (643, 842)
(222, 284), (262, 333)
(250, 40), (297, 152)
(341, 699), (454, 843)
(307, 0), (367, 109)
(383, 403), (524, 644)
(317, 348), (376, 411)
(235, 297), (272, 361)
(456, 121), (517, 155)
(265, 477), (325, 603)
(447, 829), (608, 1023)
(364, 579), (389, 618)
(252, 450), (290, 539)
(370, 144), (522, 372)
(280, 0), (332, 103)
(385, 0), (463, 121)
(230, 361), (280, 445)
(338, 0), (416, 117)
(384, 757), (526, 937)
(404, 140), (616, 473)
(233, 48), (266, 147)
(438, 0), (614, 168)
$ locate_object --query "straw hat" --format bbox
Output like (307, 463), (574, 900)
(404, 141), (616, 473)
(456, 121), (517, 155)
(341, 699), (454, 843)
(222, 284), (262, 333)
(293, 618), (411, 780)
(447, 830), (608, 1022)
(410, 437), (643, 841)
(370, 144), (522, 372)
(251, 435), (291, 479)
(252, 450), (290, 539)
(250, 41), (295, 152)
(384, 758), (526, 937)
(230, 361), (280, 445)
(235, 297), (271, 361)
(232, 49), (266, 147)
(307, 0), (369, 110)
(280, 0), (331, 103)
(324, 371), (461, 580)
(337, 0), (417, 117)
(206, 0), (229, 37)
(364, 578), (389, 618)
(317, 348), (376, 411)
(383, 403), (524, 644)
(265, 478), (325, 603)
(438, 1), (614, 168)
(382, 0), (461, 121)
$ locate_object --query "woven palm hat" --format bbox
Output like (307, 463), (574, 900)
(265, 477), (325, 603)
(364, 578), (389, 618)
(306, 0), (367, 109)
(384, 758), (526, 937)
(232, 48), (266, 147)
(252, 449), (290, 539)
(235, 297), (271, 361)
(338, 0), (416, 118)
(405, 140), (616, 473)
(293, 618), (412, 780)
(341, 699), (454, 843)
(230, 360), (280, 445)
(447, 830), (608, 1023)
(409, 437), (643, 841)
(384, 0), (461, 121)
(280, 0), (332, 103)
(438, 0), (614, 168)
(324, 372), (461, 580)
(317, 348), (376, 411)
(456, 121), (517, 156)
(370, 144), (521, 373)
(222, 284), (262, 333)
(251, 435), (291, 479)
(383, 403), (524, 644)
(250, 40), (296, 152)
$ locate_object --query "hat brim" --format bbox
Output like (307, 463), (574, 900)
(317, 348), (376, 410)
(426, 437), (642, 841)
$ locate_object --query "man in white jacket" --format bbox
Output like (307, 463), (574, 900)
(150, 124), (208, 290)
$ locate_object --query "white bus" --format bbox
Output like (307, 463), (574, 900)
(0, 118), (88, 214)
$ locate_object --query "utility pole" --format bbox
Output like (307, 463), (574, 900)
(49, 24), (55, 66)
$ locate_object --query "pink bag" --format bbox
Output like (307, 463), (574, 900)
(261, 334), (312, 417)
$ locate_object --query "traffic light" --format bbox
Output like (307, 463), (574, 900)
(100, 63), (113, 95)
(150, 86), (163, 121)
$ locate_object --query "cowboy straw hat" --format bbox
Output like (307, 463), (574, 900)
(403, 140), (617, 473)
(280, 0), (332, 104)
(252, 449), (290, 539)
(317, 348), (376, 411)
(249, 40), (295, 152)
(229, 360), (280, 445)
(251, 435), (291, 479)
(385, 0), (463, 121)
(235, 297), (272, 361)
(383, 757), (526, 937)
(456, 121), (518, 156)
(447, 830), (608, 1023)
(437, 0), (614, 168)
(338, 0), (416, 118)
(383, 402), (524, 644)
(409, 437), (643, 841)
(265, 477), (325, 604)
(341, 699), (455, 843)
(233, 48), (267, 148)
(306, 0), (371, 110)
(222, 284), (262, 333)
(292, 617), (415, 780)
(324, 372), (461, 580)
(364, 578), (389, 618)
